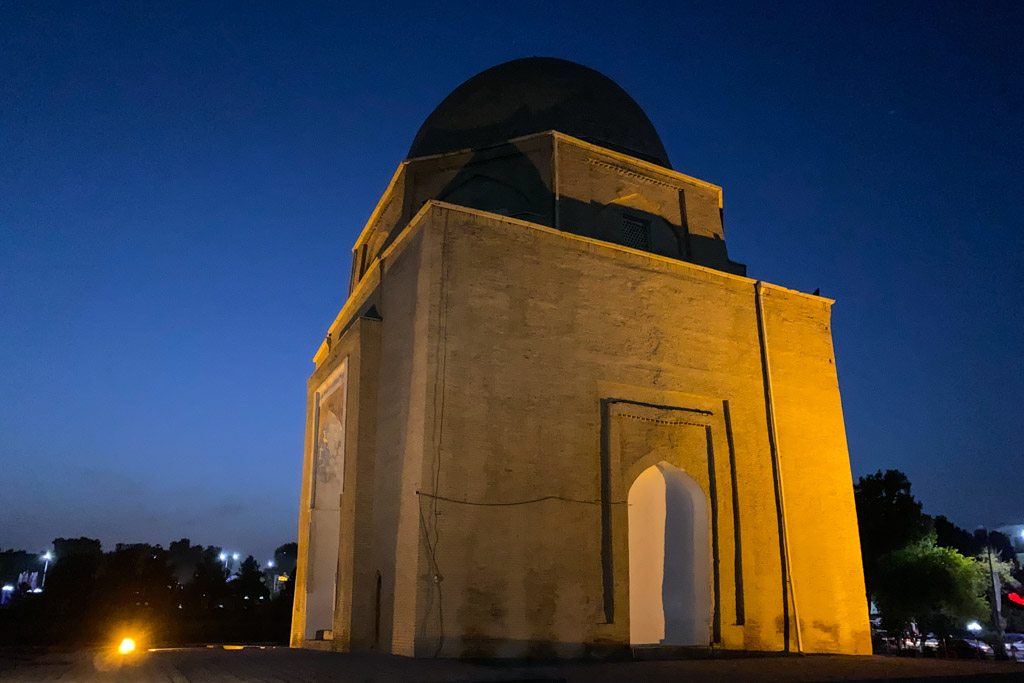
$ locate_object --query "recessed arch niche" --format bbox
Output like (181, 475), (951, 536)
(628, 461), (711, 646)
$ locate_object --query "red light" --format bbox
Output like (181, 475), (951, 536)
(1008, 593), (1024, 606)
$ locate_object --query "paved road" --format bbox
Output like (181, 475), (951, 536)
(2, 646), (1024, 682)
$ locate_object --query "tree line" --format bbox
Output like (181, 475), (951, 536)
(0, 538), (297, 646)
(3, 470), (1018, 650)
(855, 469), (1022, 651)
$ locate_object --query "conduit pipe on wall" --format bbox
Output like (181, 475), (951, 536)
(552, 137), (561, 233)
(754, 281), (804, 654)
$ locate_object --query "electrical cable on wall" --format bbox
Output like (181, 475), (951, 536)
(416, 491), (628, 507)
(422, 212), (452, 657)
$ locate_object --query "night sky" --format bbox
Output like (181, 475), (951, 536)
(2, 1), (1022, 564)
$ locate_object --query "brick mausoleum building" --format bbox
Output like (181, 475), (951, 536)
(291, 57), (872, 657)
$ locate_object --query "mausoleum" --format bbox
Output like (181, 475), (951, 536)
(291, 57), (872, 657)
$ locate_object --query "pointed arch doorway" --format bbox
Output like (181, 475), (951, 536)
(628, 462), (711, 646)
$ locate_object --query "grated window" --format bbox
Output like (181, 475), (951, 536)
(621, 216), (649, 251)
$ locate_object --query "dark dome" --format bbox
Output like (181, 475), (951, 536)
(408, 58), (671, 168)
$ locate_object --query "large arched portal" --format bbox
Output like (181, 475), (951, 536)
(628, 462), (711, 646)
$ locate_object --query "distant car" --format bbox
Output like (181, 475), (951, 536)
(947, 636), (994, 659)
(1003, 633), (1024, 657)
(870, 630), (900, 654)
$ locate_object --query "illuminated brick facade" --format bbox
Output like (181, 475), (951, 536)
(292, 59), (871, 657)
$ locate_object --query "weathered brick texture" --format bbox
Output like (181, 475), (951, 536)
(293, 134), (871, 658)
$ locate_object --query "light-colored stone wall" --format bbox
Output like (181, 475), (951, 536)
(295, 218), (434, 655)
(345, 134), (743, 306)
(339, 317), (380, 651)
(397, 203), (869, 656)
(553, 135), (742, 274)
(761, 287), (872, 654)
(350, 135), (556, 292)
(407, 136), (555, 229)
(298, 162), (870, 657)
(366, 227), (431, 656)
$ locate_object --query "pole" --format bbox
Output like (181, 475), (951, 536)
(755, 281), (803, 653)
(985, 529), (1005, 657)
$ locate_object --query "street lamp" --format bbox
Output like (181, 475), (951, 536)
(977, 525), (1006, 656)
(219, 553), (227, 562)
(967, 621), (983, 659)
(41, 551), (53, 589)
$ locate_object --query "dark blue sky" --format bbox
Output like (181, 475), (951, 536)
(2, 1), (1022, 563)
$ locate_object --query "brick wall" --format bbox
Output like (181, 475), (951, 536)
(297, 174), (870, 657)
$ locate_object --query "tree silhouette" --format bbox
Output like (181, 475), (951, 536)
(0, 539), (299, 646)
(101, 543), (176, 613)
(231, 556), (268, 608)
(44, 538), (103, 618)
(854, 470), (931, 597)
(976, 530), (1017, 568)
(183, 546), (228, 611)
(273, 543), (297, 576)
(874, 534), (988, 636)
(168, 538), (203, 586)
(934, 515), (981, 557)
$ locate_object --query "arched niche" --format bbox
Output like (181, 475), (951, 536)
(628, 461), (711, 646)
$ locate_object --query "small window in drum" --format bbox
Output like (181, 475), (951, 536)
(621, 216), (649, 251)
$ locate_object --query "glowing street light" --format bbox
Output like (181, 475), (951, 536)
(219, 553), (227, 562)
(232, 553), (239, 561)
(966, 620), (984, 659)
(41, 551), (53, 589)
(118, 638), (136, 655)
(267, 560), (275, 568)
